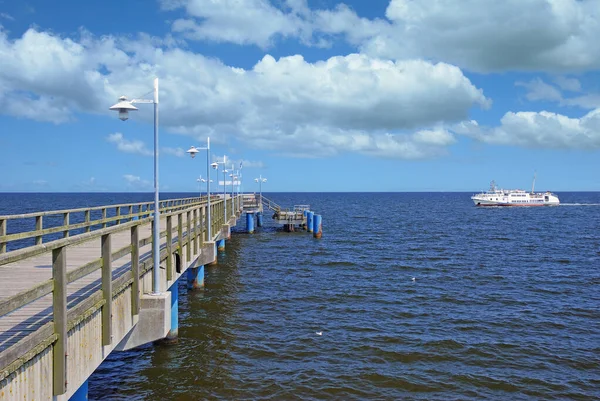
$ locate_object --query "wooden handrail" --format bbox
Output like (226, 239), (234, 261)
(0, 196), (212, 253)
(0, 195), (242, 322)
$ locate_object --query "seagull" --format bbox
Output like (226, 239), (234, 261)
(412, 277), (416, 282)
(315, 331), (323, 336)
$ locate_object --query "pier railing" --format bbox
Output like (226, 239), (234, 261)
(0, 195), (241, 389)
(0, 195), (224, 254)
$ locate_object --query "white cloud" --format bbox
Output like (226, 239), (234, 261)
(455, 109), (600, 149)
(161, 147), (186, 157)
(33, 179), (48, 186)
(553, 76), (581, 92)
(516, 78), (563, 102)
(0, 13), (14, 21)
(0, 28), (489, 160)
(107, 133), (152, 156)
(515, 77), (600, 110)
(165, 0), (309, 48)
(123, 174), (152, 189)
(160, 0), (600, 73)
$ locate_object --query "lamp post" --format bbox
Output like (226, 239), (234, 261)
(211, 156), (227, 224)
(254, 175), (267, 206)
(229, 170), (238, 217)
(109, 78), (161, 295)
(196, 177), (205, 197)
(186, 138), (212, 240)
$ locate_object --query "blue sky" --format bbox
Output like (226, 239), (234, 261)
(0, 0), (599, 192)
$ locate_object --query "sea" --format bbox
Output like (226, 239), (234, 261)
(1, 192), (599, 400)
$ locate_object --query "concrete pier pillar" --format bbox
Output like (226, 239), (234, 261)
(257, 212), (263, 227)
(70, 380), (88, 401)
(246, 212), (255, 233)
(217, 238), (225, 252)
(307, 211), (314, 233)
(166, 281), (179, 342)
(313, 214), (322, 239)
(187, 265), (204, 290)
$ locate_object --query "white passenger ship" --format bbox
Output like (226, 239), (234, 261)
(471, 178), (560, 207)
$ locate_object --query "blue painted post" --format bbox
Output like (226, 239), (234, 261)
(217, 238), (225, 252)
(70, 380), (88, 401)
(187, 265), (204, 290)
(307, 211), (314, 233)
(246, 212), (255, 233)
(302, 210), (308, 230)
(257, 212), (263, 227)
(166, 281), (179, 342)
(313, 214), (322, 239)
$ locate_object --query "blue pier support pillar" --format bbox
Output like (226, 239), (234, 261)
(313, 214), (322, 239)
(217, 238), (225, 252)
(70, 380), (88, 401)
(166, 281), (179, 342)
(307, 211), (314, 233)
(187, 265), (204, 290)
(246, 212), (255, 233)
(257, 212), (263, 227)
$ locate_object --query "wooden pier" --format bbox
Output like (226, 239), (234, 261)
(0, 195), (242, 400)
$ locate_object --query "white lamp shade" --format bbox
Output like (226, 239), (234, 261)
(187, 146), (199, 158)
(109, 96), (138, 121)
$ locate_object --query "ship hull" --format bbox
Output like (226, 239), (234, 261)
(471, 198), (558, 207)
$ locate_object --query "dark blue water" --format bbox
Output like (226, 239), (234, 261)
(2, 192), (599, 400)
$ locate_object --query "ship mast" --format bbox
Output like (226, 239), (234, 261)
(531, 171), (536, 194)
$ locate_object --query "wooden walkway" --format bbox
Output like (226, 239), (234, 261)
(0, 216), (161, 354)
(0, 196), (236, 383)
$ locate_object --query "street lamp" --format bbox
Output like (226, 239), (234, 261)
(211, 156), (227, 224)
(229, 170), (238, 217)
(196, 177), (213, 198)
(254, 175), (267, 206)
(186, 138), (212, 241)
(109, 77), (161, 295)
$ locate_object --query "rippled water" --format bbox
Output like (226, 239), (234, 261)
(2, 192), (599, 399)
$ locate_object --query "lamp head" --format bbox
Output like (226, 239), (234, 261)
(109, 96), (138, 121)
(187, 146), (199, 158)
(211, 162), (218, 169)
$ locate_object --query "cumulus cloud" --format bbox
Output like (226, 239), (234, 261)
(161, 0), (600, 73)
(553, 76), (582, 92)
(516, 78), (563, 102)
(161, 147), (186, 157)
(515, 77), (600, 109)
(455, 109), (600, 149)
(123, 174), (152, 189)
(165, 0), (310, 48)
(107, 133), (152, 156)
(0, 28), (489, 159)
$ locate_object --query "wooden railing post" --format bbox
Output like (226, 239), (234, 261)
(166, 215), (173, 281)
(52, 245), (67, 395)
(200, 206), (205, 243)
(85, 210), (92, 233)
(131, 225), (140, 316)
(0, 218), (6, 253)
(193, 209), (198, 254)
(186, 210), (192, 262)
(116, 206), (121, 225)
(128, 205), (133, 222)
(101, 233), (112, 346)
(35, 215), (43, 245)
(102, 208), (107, 228)
(63, 212), (69, 238)
(177, 213), (183, 264)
